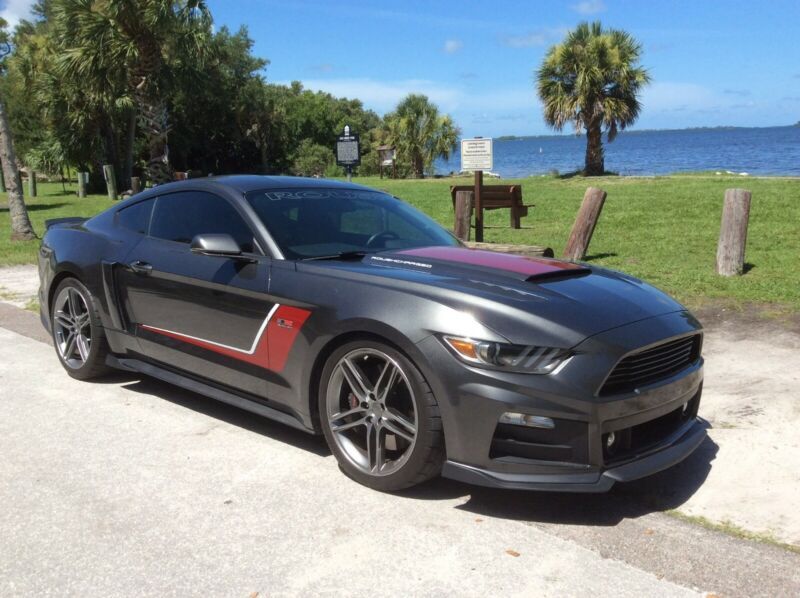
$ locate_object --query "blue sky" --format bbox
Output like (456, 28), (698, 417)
(3, 0), (799, 136)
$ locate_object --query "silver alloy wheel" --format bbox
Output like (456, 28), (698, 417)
(326, 348), (418, 477)
(53, 286), (92, 369)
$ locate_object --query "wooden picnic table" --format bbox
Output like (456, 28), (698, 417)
(449, 184), (534, 229)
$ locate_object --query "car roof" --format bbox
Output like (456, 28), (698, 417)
(161, 175), (374, 195)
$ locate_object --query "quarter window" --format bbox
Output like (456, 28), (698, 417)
(149, 191), (257, 253)
(116, 198), (154, 235)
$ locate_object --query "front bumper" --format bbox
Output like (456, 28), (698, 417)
(442, 418), (706, 492)
(416, 310), (706, 492)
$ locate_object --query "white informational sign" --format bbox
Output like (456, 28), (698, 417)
(460, 137), (493, 171)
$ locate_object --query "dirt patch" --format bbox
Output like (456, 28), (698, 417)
(692, 299), (800, 338)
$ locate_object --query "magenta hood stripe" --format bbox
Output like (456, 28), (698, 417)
(397, 246), (584, 277)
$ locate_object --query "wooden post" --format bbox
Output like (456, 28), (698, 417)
(131, 176), (141, 195)
(77, 172), (87, 198)
(454, 190), (474, 241)
(28, 171), (37, 198)
(563, 187), (607, 261)
(716, 188), (752, 276)
(474, 170), (484, 242)
(103, 164), (118, 200)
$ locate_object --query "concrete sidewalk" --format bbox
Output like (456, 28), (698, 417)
(0, 325), (698, 597)
(1, 310), (799, 597)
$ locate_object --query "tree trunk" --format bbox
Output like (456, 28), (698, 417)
(132, 38), (172, 186)
(412, 153), (425, 178)
(584, 121), (604, 176)
(122, 109), (137, 191)
(0, 100), (36, 241)
(101, 115), (121, 190)
(137, 93), (172, 186)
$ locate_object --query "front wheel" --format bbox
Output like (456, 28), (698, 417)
(51, 278), (111, 380)
(319, 340), (444, 491)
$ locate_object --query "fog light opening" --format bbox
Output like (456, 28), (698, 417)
(606, 432), (616, 449)
(498, 412), (555, 429)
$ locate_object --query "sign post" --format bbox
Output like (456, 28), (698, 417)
(460, 137), (493, 242)
(336, 125), (360, 182)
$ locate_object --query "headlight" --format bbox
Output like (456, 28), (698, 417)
(442, 335), (571, 374)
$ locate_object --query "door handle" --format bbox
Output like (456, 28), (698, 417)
(129, 260), (153, 275)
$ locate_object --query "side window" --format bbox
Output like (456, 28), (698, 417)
(116, 199), (154, 235)
(150, 191), (258, 253)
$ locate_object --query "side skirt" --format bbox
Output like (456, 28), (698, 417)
(107, 355), (316, 434)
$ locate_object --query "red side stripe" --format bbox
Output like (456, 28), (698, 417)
(266, 306), (312, 372)
(139, 305), (312, 372)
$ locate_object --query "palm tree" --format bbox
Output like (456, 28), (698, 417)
(536, 22), (650, 176)
(0, 96), (36, 240)
(52, 0), (211, 186)
(386, 94), (460, 178)
(0, 18), (36, 240)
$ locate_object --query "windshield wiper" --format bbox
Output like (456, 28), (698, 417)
(302, 250), (372, 261)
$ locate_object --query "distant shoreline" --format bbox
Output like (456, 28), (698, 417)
(495, 123), (799, 142)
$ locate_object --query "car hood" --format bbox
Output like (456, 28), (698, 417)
(306, 246), (686, 346)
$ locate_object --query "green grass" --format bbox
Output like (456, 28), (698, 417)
(0, 182), (114, 266)
(357, 173), (800, 310)
(2, 175), (799, 310)
(666, 510), (800, 554)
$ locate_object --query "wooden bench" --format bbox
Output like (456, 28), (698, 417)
(449, 185), (534, 229)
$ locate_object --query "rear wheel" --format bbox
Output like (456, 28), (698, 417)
(51, 278), (111, 380)
(319, 339), (444, 491)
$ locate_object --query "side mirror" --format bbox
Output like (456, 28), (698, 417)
(190, 233), (243, 257)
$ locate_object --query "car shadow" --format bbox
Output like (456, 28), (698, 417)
(111, 373), (331, 457)
(398, 422), (718, 527)
(0, 202), (70, 212)
(107, 372), (717, 526)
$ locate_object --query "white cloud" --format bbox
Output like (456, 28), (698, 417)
(501, 28), (568, 48)
(281, 77), (537, 116)
(571, 0), (607, 15)
(289, 78), (463, 112)
(0, 0), (36, 29)
(641, 81), (719, 113)
(443, 39), (463, 54)
(502, 32), (548, 48)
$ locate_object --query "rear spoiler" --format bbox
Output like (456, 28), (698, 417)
(45, 217), (88, 230)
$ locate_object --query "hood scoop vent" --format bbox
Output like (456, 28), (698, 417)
(526, 268), (591, 284)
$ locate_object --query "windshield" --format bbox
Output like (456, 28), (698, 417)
(245, 188), (459, 259)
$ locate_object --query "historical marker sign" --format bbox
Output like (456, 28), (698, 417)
(336, 126), (361, 167)
(460, 137), (493, 172)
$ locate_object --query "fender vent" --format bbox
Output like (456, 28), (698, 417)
(600, 334), (701, 396)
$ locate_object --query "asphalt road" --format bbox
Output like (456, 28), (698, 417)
(1, 305), (798, 597)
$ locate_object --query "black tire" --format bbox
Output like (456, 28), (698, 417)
(319, 339), (444, 492)
(50, 277), (112, 380)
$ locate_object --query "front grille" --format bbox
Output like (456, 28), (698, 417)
(600, 334), (701, 396)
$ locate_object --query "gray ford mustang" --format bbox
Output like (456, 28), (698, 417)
(38, 176), (705, 492)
